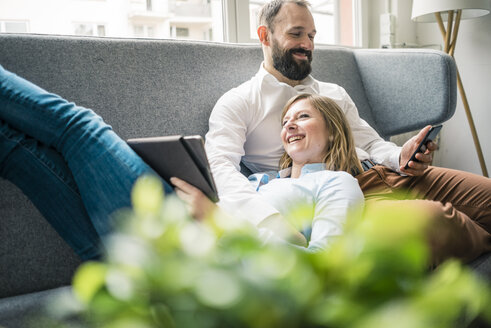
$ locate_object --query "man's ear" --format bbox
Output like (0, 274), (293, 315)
(257, 25), (270, 45)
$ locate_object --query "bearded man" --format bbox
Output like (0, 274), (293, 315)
(201, 0), (491, 264)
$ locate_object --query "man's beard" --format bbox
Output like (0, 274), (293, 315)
(271, 39), (312, 81)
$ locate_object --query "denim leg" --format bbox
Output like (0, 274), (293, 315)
(0, 66), (173, 238)
(0, 120), (102, 260)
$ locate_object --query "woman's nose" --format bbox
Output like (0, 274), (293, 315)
(285, 121), (297, 130)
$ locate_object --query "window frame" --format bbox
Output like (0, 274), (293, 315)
(223, 0), (366, 46)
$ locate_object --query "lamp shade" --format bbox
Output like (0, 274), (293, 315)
(412, 0), (491, 22)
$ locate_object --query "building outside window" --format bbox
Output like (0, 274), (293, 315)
(0, 0), (362, 45)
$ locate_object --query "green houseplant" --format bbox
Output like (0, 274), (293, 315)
(49, 175), (490, 328)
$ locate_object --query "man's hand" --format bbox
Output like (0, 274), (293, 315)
(170, 177), (217, 221)
(258, 213), (307, 247)
(399, 125), (438, 176)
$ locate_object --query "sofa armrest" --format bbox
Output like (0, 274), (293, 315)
(354, 49), (457, 138)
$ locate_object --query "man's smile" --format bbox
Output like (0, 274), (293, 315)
(293, 53), (308, 60)
(291, 49), (312, 61)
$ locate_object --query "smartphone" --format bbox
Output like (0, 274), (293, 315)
(404, 125), (442, 169)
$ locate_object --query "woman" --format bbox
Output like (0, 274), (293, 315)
(173, 93), (365, 251)
(0, 65), (173, 260)
(0, 64), (359, 255)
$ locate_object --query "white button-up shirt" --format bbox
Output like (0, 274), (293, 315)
(205, 63), (401, 226)
(249, 163), (364, 251)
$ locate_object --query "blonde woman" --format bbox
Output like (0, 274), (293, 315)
(173, 93), (364, 251)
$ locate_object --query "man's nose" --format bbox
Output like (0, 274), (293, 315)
(300, 36), (313, 51)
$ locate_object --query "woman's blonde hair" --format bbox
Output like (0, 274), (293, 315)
(279, 94), (363, 175)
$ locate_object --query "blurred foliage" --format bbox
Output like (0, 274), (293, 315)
(51, 175), (490, 328)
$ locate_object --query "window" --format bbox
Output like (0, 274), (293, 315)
(134, 24), (156, 38)
(134, 25), (144, 37)
(97, 25), (106, 36)
(235, 0), (361, 46)
(0, 0), (362, 45)
(247, 0), (336, 42)
(74, 23), (106, 36)
(0, 21), (29, 33)
(147, 26), (155, 37)
(176, 27), (189, 38)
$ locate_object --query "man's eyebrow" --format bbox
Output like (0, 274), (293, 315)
(289, 26), (317, 34)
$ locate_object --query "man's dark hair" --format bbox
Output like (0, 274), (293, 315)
(258, 0), (311, 33)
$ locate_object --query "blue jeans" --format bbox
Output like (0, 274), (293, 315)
(0, 65), (173, 260)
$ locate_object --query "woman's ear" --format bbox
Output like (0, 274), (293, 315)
(257, 25), (270, 45)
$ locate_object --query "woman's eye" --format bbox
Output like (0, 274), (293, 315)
(299, 113), (310, 118)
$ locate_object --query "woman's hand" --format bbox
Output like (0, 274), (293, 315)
(259, 213), (307, 247)
(171, 178), (306, 247)
(170, 177), (217, 221)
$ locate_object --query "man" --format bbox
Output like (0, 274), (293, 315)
(203, 0), (490, 263)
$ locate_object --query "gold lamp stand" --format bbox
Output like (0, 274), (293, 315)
(435, 10), (488, 177)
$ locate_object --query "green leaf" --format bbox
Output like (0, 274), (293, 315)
(131, 175), (164, 216)
(194, 269), (243, 309)
(72, 261), (108, 304)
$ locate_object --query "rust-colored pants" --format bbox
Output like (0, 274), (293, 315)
(356, 165), (491, 265)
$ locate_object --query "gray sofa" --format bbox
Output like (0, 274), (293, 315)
(0, 33), (489, 327)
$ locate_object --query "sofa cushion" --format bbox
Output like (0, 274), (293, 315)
(0, 180), (80, 298)
(0, 286), (73, 328)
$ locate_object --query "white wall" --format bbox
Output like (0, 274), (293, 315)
(416, 14), (491, 175)
(367, 0), (385, 48)
(367, 0), (490, 176)
(367, 0), (417, 48)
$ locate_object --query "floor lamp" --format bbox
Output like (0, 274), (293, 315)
(412, 0), (490, 177)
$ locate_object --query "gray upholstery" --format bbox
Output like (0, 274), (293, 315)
(0, 287), (73, 327)
(353, 49), (457, 137)
(0, 33), (487, 326)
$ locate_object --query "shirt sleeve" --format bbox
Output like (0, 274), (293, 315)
(308, 172), (364, 251)
(205, 92), (281, 226)
(338, 87), (402, 172)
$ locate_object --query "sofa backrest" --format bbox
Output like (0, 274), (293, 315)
(0, 34), (381, 140)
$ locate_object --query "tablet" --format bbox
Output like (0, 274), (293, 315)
(127, 135), (219, 202)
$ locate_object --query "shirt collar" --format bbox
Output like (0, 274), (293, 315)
(278, 163), (326, 178)
(277, 167), (292, 178)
